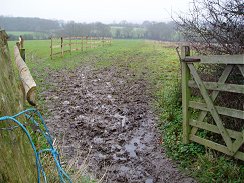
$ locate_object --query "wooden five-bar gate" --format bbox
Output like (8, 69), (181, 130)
(181, 46), (244, 161)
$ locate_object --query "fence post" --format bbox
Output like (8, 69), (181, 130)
(20, 48), (25, 62)
(90, 36), (92, 48)
(81, 37), (83, 51)
(86, 36), (88, 50)
(61, 37), (63, 57)
(181, 46), (191, 144)
(50, 37), (53, 59)
(69, 37), (71, 54)
(90, 36), (92, 49)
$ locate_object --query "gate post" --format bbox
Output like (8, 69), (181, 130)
(181, 46), (191, 144)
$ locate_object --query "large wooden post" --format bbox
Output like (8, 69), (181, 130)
(181, 46), (191, 144)
(14, 46), (36, 106)
(0, 30), (37, 182)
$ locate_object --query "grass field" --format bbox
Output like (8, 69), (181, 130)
(7, 39), (244, 182)
(7, 31), (49, 40)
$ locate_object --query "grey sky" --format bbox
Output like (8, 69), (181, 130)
(1, 0), (192, 23)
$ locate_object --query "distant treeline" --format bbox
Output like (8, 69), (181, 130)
(57, 21), (112, 37)
(0, 16), (60, 32)
(0, 16), (181, 41)
(110, 21), (181, 41)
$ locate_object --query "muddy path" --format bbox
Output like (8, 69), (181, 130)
(42, 63), (195, 183)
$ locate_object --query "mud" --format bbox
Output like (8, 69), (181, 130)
(42, 65), (196, 183)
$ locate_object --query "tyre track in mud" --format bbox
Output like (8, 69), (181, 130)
(42, 64), (196, 183)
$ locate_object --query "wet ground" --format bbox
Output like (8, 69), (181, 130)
(42, 64), (196, 183)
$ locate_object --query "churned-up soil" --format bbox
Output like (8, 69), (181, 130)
(42, 63), (195, 183)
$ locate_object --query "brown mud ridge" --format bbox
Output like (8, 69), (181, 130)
(43, 65), (196, 183)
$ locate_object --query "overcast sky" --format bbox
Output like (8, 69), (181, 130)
(1, 0), (192, 23)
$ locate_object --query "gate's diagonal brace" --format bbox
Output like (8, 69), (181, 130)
(237, 65), (244, 77)
(188, 64), (234, 154)
(232, 129), (244, 155)
(190, 65), (233, 136)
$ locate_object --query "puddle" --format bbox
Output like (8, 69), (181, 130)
(145, 178), (153, 183)
(125, 137), (145, 158)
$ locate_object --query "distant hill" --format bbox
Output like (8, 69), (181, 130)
(0, 16), (61, 32)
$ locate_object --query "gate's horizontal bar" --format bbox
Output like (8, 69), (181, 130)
(189, 101), (244, 119)
(189, 119), (242, 139)
(52, 52), (62, 55)
(51, 45), (61, 48)
(186, 55), (244, 64)
(190, 135), (244, 161)
(188, 80), (244, 94)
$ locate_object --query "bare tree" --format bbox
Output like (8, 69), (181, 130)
(177, 0), (244, 54)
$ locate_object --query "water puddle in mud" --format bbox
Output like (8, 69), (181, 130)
(145, 178), (154, 183)
(125, 137), (145, 158)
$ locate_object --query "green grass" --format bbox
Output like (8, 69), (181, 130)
(8, 39), (244, 183)
(7, 31), (49, 41)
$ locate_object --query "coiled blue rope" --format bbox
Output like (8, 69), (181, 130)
(0, 108), (72, 183)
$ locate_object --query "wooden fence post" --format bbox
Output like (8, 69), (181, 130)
(90, 36), (92, 49)
(69, 37), (71, 54)
(14, 46), (36, 105)
(181, 46), (191, 144)
(50, 37), (53, 59)
(20, 48), (25, 62)
(90, 36), (92, 48)
(61, 37), (63, 57)
(86, 36), (88, 50)
(81, 37), (83, 51)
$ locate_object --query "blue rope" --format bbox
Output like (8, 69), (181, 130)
(0, 108), (72, 183)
